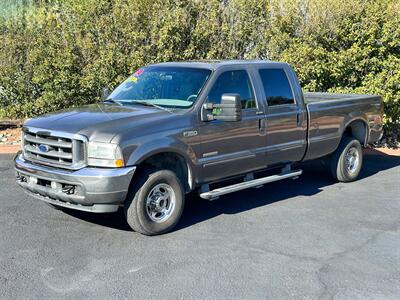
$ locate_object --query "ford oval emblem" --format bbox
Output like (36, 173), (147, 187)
(38, 144), (50, 153)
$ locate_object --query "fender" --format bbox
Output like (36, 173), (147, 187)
(124, 137), (198, 188)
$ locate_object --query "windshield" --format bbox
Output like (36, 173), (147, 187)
(108, 66), (212, 108)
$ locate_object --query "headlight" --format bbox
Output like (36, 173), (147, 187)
(87, 142), (124, 168)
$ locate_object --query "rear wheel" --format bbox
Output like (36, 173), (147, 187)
(330, 136), (363, 182)
(124, 169), (185, 235)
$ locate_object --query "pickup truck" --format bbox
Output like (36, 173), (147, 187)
(15, 60), (384, 235)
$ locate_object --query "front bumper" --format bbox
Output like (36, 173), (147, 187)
(14, 153), (136, 213)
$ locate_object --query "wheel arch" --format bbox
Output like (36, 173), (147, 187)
(133, 149), (194, 193)
(341, 117), (369, 146)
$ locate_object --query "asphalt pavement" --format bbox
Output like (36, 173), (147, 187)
(0, 152), (399, 299)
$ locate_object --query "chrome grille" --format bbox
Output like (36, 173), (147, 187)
(22, 128), (86, 170)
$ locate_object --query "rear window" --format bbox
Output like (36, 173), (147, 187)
(259, 69), (295, 106)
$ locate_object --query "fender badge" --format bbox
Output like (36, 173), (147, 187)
(183, 130), (198, 137)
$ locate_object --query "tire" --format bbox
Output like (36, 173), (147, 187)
(124, 169), (185, 235)
(329, 136), (363, 182)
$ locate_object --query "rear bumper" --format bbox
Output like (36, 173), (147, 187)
(14, 153), (136, 213)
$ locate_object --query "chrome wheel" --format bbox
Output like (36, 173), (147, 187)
(345, 146), (360, 174)
(146, 183), (176, 223)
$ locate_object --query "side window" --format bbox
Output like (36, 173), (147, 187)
(259, 69), (295, 106)
(207, 70), (256, 109)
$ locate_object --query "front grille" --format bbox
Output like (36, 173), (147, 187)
(22, 128), (86, 169)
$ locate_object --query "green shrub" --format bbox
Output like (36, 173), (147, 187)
(0, 0), (399, 144)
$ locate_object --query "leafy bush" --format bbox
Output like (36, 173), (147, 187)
(0, 0), (399, 144)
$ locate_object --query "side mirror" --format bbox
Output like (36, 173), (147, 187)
(101, 87), (111, 100)
(203, 93), (242, 122)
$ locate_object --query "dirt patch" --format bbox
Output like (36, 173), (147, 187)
(0, 145), (21, 154)
(364, 147), (400, 157)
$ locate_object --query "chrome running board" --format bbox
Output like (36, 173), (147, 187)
(200, 169), (302, 201)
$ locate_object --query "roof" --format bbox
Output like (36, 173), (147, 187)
(147, 59), (285, 70)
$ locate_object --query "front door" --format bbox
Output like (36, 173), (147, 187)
(198, 68), (267, 182)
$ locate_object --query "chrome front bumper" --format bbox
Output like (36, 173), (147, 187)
(14, 153), (136, 213)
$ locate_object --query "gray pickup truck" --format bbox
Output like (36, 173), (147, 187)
(15, 60), (383, 235)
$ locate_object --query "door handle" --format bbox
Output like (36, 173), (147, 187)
(259, 119), (267, 134)
(296, 112), (303, 126)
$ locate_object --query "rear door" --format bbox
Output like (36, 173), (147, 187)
(198, 66), (268, 182)
(255, 65), (307, 165)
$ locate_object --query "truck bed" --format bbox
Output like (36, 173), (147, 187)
(302, 92), (383, 161)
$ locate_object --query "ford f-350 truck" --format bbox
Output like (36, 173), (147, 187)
(15, 60), (384, 235)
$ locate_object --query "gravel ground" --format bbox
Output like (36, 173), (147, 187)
(0, 126), (21, 146)
(0, 152), (399, 299)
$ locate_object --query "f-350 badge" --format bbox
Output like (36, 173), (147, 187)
(183, 130), (198, 137)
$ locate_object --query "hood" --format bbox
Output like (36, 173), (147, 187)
(25, 103), (173, 142)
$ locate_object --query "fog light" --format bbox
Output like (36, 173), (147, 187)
(62, 185), (76, 195)
(17, 174), (27, 183)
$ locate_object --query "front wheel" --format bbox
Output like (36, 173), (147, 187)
(124, 169), (185, 235)
(330, 136), (363, 182)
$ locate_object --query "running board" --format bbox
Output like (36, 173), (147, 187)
(199, 169), (302, 201)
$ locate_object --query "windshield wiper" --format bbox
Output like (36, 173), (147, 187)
(131, 100), (173, 113)
(103, 98), (122, 106)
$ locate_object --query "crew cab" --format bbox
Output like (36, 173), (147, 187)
(15, 60), (384, 235)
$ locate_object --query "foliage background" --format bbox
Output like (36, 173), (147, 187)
(0, 0), (399, 144)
